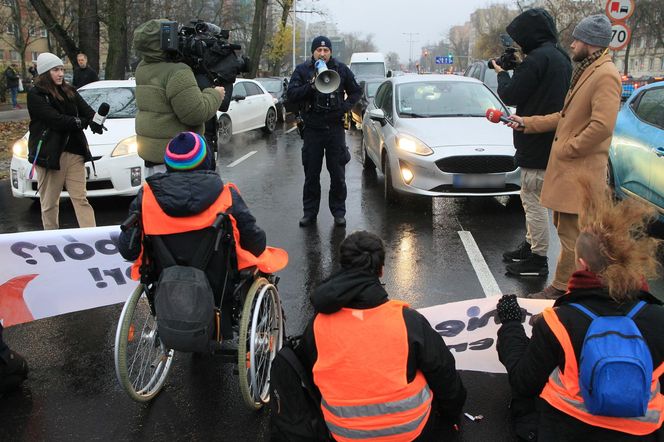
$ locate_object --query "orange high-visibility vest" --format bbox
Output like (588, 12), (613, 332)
(313, 300), (433, 441)
(540, 306), (664, 435)
(130, 182), (287, 280)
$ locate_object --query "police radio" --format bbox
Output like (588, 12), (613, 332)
(314, 59), (340, 94)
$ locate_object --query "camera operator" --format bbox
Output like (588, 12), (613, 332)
(287, 36), (361, 228)
(491, 8), (572, 280)
(133, 19), (225, 175)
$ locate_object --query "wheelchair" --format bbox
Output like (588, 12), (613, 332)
(113, 213), (285, 410)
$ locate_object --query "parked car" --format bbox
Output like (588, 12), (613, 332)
(350, 78), (385, 129)
(216, 78), (278, 145)
(608, 81), (664, 219)
(362, 75), (519, 203)
(254, 76), (289, 122)
(464, 61), (502, 95)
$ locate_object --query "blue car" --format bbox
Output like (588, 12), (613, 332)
(609, 81), (664, 219)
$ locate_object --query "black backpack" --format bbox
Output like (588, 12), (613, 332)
(270, 337), (332, 442)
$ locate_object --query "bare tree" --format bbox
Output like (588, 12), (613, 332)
(29, 0), (79, 63)
(470, 4), (518, 59)
(78, 0), (99, 71)
(102, 0), (127, 79)
(247, 0), (269, 77)
(0, 0), (44, 76)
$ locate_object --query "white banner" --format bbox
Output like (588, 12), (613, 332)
(0, 226), (136, 327)
(418, 297), (554, 373)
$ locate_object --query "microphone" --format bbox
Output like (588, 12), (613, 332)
(90, 102), (109, 134)
(485, 108), (523, 127)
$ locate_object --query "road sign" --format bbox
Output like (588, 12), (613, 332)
(435, 56), (454, 65)
(609, 22), (631, 51)
(605, 0), (635, 22)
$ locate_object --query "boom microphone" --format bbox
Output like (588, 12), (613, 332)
(90, 102), (109, 134)
(485, 108), (522, 127)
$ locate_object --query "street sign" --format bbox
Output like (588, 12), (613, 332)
(609, 22), (631, 51)
(605, 0), (635, 22)
(435, 56), (454, 65)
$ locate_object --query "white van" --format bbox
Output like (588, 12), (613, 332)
(349, 52), (389, 80)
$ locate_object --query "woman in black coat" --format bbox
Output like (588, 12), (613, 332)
(27, 52), (96, 230)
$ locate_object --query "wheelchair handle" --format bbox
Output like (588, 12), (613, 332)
(120, 212), (139, 231)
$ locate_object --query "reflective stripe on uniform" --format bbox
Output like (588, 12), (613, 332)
(322, 386), (432, 419)
(324, 404), (431, 439)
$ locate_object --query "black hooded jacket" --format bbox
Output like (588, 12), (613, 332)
(118, 171), (266, 295)
(300, 269), (467, 423)
(497, 8), (572, 170)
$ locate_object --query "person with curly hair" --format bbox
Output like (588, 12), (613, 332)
(496, 181), (664, 441)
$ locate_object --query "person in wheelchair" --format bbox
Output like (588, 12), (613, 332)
(119, 131), (280, 344)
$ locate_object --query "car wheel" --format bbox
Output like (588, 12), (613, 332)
(277, 105), (286, 123)
(362, 135), (375, 171)
(263, 108), (277, 134)
(383, 155), (400, 204)
(217, 115), (232, 145)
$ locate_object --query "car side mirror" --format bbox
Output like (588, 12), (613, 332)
(368, 108), (386, 126)
(233, 95), (246, 101)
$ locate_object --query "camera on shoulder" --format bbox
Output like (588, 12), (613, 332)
(488, 33), (520, 71)
(159, 19), (251, 112)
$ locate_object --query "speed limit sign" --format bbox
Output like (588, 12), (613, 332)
(609, 22), (631, 51)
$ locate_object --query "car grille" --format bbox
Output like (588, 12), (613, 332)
(430, 183), (520, 193)
(436, 155), (516, 174)
(31, 180), (114, 191)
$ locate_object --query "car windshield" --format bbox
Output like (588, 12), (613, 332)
(366, 82), (381, 98)
(396, 81), (505, 118)
(79, 86), (137, 119)
(351, 63), (385, 78)
(256, 79), (282, 93)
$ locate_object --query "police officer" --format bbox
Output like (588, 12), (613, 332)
(287, 36), (361, 227)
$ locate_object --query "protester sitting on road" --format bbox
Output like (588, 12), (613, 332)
(118, 131), (269, 342)
(0, 323), (29, 395)
(300, 231), (467, 441)
(496, 183), (664, 441)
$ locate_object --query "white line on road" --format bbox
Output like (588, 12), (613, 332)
(226, 151), (257, 168)
(285, 126), (298, 134)
(458, 230), (502, 297)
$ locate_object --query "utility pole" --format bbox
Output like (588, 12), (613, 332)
(291, 1), (320, 70)
(402, 32), (419, 71)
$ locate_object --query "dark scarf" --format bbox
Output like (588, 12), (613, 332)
(566, 269), (650, 293)
(570, 49), (605, 90)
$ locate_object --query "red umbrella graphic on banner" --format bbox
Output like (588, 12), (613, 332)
(0, 274), (37, 327)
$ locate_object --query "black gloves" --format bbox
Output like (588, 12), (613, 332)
(497, 294), (524, 323)
(89, 121), (107, 135)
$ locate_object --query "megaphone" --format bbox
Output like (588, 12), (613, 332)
(314, 59), (340, 94)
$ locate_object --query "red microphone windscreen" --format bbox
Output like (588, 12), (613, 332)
(485, 108), (503, 123)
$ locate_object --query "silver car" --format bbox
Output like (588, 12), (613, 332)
(361, 74), (520, 202)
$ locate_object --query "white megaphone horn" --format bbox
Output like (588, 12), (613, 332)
(314, 59), (341, 94)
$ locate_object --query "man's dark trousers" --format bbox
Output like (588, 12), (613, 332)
(302, 124), (348, 218)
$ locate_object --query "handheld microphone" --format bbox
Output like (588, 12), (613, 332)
(485, 108), (523, 127)
(90, 102), (109, 134)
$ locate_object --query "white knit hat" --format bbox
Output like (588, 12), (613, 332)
(36, 52), (64, 75)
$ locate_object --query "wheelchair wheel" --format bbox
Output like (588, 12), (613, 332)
(114, 284), (174, 402)
(238, 276), (284, 410)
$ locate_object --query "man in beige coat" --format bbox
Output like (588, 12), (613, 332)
(507, 15), (621, 299)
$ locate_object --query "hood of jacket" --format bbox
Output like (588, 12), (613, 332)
(310, 269), (389, 314)
(507, 8), (558, 54)
(133, 19), (171, 63)
(145, 170), (223, 217)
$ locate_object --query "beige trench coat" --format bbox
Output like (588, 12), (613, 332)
(522, 54), (621, 214)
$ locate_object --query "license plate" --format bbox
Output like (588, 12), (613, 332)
(453, 174), (505, 189)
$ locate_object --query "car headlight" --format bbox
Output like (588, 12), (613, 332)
(396, 134), (433, 156)
(111, 135), (138, 157)
(12, 137), (28, 159)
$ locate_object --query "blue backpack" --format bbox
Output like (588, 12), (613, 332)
(570, 301), (653, 417)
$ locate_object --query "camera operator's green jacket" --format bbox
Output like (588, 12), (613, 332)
(133, 19), (222, 164)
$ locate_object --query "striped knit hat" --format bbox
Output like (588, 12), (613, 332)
(164, 132), (212, 171)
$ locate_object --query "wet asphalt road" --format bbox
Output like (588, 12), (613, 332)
(2, 121), (663, 441)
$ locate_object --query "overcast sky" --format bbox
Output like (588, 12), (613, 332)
(302, 0), (513, 62)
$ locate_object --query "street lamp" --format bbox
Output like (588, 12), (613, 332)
(402, 32), (419, 71)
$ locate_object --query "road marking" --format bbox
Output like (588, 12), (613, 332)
(458, 230), (502, 297)
(226, 151), (257, 168)
(285, 126), (298, 134)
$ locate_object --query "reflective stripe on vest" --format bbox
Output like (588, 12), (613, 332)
(130, 182), (288, 280)
(313, 300), (433, 442)
(540, 306), (664, 435)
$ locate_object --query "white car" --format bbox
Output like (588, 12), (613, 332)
(10, 78), (278, 198)
(362, 74), (520, 203)
(216, 78), (278, 144)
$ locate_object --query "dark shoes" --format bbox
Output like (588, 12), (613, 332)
(506, 254), (548, 277)
(503, 241), (533, 262)
(523, 285), (565, 300)
(299, 216), (316, 227)
(334, 216), (346, 227)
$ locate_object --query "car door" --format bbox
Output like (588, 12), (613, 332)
(634, 86), (664, 212)
(244, 81), (270, 129)
(228, 81), (250, 133)
(364, 82), (391, 165)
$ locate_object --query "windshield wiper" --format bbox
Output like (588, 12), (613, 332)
(400, 112), (428, 118)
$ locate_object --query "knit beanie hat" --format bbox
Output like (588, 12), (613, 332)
(164, 132), (212, 172)
(37, 52), (64, 75)
(572, 14), (612, 48)
(311, 36), (332, 53)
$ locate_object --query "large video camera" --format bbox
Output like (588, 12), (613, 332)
(487, 34), (520, 71)
(160, 20), (250, 112)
